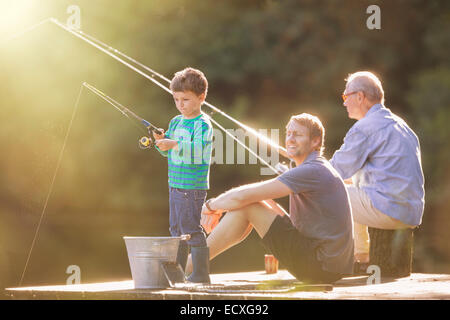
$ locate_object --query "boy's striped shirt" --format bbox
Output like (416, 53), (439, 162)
(156, 114), (213, 189)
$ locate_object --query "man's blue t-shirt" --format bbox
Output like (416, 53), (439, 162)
(277, 151), (354, 275)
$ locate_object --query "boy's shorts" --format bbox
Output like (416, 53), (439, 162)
(262, 215), (342, 283)
(169, 187), (207, 247)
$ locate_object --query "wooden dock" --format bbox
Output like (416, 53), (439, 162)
(4, 270), (450, 300)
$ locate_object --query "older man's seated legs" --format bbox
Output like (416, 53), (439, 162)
(347, 185), (415, 264)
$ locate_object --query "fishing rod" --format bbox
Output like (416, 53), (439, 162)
(5, 19), (287, 175)
(82, 82), (162, 149)
(42, 19), (282, 172)
(59, 19), (288, 158)
(60, 19), (285, 170)
(4, 18), (288, 159)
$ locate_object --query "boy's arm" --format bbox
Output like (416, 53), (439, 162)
(155, 139), (178, 152)
(153, 128), (169, 157)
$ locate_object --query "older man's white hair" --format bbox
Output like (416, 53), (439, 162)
(346, 71), (385, 104)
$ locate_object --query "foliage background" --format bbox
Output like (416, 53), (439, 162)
(0, 0), (449, 288)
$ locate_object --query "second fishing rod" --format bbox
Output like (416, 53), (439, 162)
(47, 18), (287, 158)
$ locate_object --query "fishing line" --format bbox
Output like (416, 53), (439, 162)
(1, 18), (52, 45)
(18, 81), (162, 284)
(19, 83), (84, 286)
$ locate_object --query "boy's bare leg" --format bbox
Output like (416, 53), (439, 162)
(185, 201), (284, 274)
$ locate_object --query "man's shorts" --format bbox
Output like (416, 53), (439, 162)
(262, 215), (342, 283)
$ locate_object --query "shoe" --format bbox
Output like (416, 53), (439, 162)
(176, 240), (189, 272)
(186, 246), (211, 284)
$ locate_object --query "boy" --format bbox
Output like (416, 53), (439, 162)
(153, 67), (213, 283)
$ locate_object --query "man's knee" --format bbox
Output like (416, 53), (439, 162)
(242, 202), (279, 238)
(238, 201), (278, 217)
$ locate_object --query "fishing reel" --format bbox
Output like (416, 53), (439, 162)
(139, 127), (164, 150)
(138, 136), (153, 149)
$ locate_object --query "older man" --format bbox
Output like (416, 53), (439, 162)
(330, 71), (425, 265)
(186, 113), (354, 283)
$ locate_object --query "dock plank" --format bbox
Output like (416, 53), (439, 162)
(4, 270), (450, 300)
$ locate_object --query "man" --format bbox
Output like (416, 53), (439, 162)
(330, 71), (425, 266)
(187, 113), (354, 283)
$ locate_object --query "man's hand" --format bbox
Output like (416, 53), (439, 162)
(152, 128), (165, 140)
(201, 203), (223, 234)
(155, 138), (178, 151)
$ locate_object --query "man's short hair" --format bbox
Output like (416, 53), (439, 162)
(346, 71), (384, 104)
(288, 113), (325, 155)
(170, 67), (208, 97)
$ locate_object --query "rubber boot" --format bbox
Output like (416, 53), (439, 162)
(176, 240), (189, 272)
(186, 246), (211, 283)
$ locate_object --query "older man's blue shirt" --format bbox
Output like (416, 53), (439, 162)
(330, 104), (425, 226)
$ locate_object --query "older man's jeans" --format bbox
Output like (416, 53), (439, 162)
(169, 187), (207, 247)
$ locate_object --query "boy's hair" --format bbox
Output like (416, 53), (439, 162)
(288, 113), (325, 155)
(170, 67), (208, 97)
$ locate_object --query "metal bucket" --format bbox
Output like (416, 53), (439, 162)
(123, 235), (189, 289)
